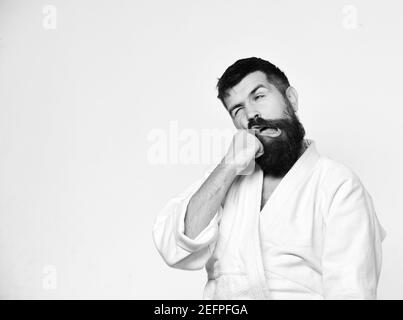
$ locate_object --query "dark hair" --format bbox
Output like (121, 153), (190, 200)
(216, 57), (290, 108)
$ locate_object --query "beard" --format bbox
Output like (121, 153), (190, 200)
(248, 110), (306, 178)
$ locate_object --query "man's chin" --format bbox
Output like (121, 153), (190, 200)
(255, 141), (303, 177)
(256, 158), (294, 177)
(251, 113), (305, 176)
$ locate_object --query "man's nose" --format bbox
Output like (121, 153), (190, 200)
(245, 112), (261, 128)
(246, 107), (261, 121)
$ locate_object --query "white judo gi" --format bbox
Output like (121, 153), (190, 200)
(153, 139), (386, 299)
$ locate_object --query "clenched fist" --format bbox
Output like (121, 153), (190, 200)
(222, 129), (264, 175)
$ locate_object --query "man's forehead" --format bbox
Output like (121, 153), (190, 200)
(224, 71), (271, 104)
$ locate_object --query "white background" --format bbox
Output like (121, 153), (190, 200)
(0, 0), (402, 299)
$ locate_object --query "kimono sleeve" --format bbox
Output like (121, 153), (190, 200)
(152, 168), (223, 270)
(322, 175), (386, 299)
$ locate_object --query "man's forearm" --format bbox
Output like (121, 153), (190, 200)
(184, 161), (238, 239)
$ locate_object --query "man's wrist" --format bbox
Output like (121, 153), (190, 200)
(219, 157), (241, 176)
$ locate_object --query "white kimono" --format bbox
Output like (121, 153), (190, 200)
(153, 139), (386, 299)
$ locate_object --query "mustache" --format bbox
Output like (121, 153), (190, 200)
(247, 116), (289, 130)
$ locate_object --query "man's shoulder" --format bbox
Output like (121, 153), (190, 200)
(316, 155), (365, 193)
(305, 139), (361, 185)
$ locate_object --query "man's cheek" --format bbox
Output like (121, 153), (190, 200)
(255, 134), (274, 146)
(232, 115), (246, 130)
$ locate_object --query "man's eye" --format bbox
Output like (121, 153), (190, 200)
(255, 95), (264, 100)
(234, 108), (242, 116)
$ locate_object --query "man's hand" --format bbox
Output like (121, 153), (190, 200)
(222, 129), (264, 175)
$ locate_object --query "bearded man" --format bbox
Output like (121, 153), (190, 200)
(153, 57), (386, 300)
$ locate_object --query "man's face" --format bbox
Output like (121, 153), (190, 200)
(223, 71), (305, 177)
(223, 71), (289, 129)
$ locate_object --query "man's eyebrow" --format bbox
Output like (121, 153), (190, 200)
(250, 84), (268, 95)
(228, 84), (269, 113)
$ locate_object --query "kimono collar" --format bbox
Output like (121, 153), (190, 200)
(254, 139), (322, 213)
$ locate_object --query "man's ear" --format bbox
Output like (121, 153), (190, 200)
(285, 86), (298, 113)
